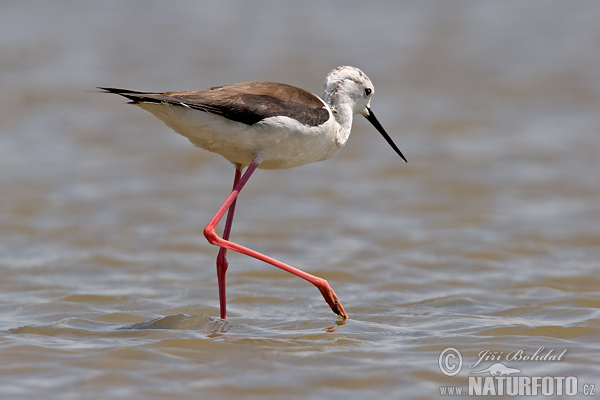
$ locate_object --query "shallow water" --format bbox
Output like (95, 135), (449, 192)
(1, 1), (599, 399)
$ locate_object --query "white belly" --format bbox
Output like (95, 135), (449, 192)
(136, 103), (341, 169)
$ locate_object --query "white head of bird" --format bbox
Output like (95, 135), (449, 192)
(323, 66), (407, 163)
(323, 66), (374, 118)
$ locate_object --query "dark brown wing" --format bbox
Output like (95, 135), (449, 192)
(98, 82), (330, 127)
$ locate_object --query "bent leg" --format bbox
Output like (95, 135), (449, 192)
(204, 160), (348, 319)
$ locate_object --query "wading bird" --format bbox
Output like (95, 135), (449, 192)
(100, 66), (406, 319)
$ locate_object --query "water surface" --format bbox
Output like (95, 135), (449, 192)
(1, 1), (599, 399)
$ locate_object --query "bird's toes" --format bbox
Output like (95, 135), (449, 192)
(319, 285), (348, 319)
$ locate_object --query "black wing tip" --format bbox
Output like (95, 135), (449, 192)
(97, 87), (144, 95)
(97, 86), (121, 93)
(97, 87), (159, 105)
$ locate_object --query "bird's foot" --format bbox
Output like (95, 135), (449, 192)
(318, 284), (348, 319)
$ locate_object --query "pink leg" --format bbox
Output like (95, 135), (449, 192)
(204, 160), (348, 319)
(215, 165), (242, 319)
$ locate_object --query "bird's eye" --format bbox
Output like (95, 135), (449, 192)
(364, 88), (372, 96)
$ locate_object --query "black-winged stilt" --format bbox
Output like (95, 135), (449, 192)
(100, 66), (406, 319)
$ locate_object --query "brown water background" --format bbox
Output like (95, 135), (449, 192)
(1, 1), (599, 399)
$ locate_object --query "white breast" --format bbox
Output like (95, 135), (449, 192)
(137, 103), (342, 169)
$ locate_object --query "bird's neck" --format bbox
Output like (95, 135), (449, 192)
(323, 86), (355, 147)
(328, 102), (354, 148)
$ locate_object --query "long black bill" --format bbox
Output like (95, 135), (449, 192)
(364, 107), (407, 163)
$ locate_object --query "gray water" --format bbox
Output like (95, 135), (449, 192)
(1, 1), (599, 399)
